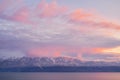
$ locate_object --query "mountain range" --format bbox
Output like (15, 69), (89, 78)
(0, 57), (120, 72)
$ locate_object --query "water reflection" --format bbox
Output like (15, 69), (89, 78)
(0, 73), (120, 80)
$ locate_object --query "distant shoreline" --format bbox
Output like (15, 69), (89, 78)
(1, 66), (120, 72)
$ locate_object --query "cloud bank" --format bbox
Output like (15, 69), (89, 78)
(0, 0), (120, 61)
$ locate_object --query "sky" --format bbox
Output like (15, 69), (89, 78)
(0, 0), (120, 62)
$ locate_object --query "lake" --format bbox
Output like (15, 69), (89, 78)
(0, 73), (120, 80)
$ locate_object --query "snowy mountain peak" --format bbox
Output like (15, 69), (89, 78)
(0, 57), (120, 68)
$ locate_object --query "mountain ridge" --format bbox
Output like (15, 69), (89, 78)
(0, 57), (120, 68)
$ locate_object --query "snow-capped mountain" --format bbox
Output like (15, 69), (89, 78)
(0, 57), (120, 68)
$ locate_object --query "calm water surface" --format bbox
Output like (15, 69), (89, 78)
(0, 73), (120, 80)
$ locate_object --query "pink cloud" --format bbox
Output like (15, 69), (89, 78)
(0, 0), (23, 13)
(68, 9), (120, 31)
(27, 47), (83, 60)
(0, 0), (31, 24)
(1, 0), (67, 24)
(0, 0), (14, 13)
(69, 9), (95, 22)
(36, 0), (68, 18)
(11, 6), (30, 24)
(27, 46), (65, 57)
(27, 45), (108, 59)
(1, 0), (120, 31)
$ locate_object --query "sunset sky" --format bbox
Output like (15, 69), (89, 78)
(0, 0), (120, 62)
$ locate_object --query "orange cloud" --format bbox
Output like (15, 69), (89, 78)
(103, 46), (120, 54)
(78, 47), (107, 54)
